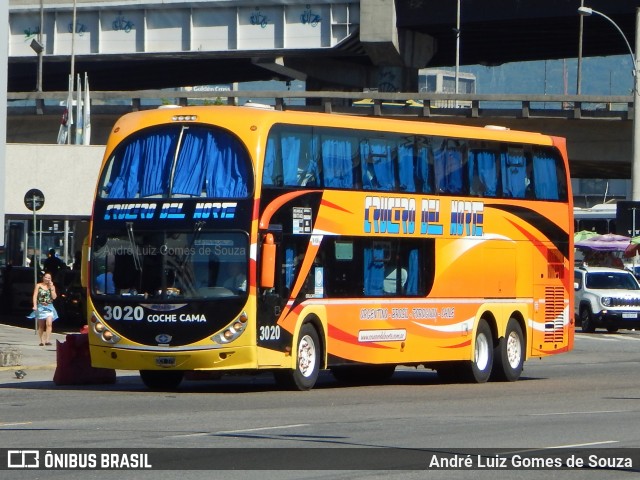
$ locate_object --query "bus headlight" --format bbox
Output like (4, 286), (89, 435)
(212, 311), (248, 344)
(90, 312), (121, 344)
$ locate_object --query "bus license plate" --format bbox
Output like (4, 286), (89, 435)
(155, 357), (176, 367)
(622, 313), (638, 319)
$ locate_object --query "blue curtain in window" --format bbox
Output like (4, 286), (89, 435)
(405, 249), (418, 295)
(172, 128), (210, 196)
(204, 134), (249, 197)
(469, 150), (498, 197)
(434, 141), (463, 193)
(416, 145), (431, 193)
(501, 152), (527, 198)
(299, 136), (320, 186)
(107, 140), (141, 198)
(107, 128), (177, 198)
(140, 129), (176, 197)
(364, 247), (385, 296)
(397, 144), (416, 192)
(360, 141), (394, 190)
(533, 154), (559, 200)
(322, 139), (353, 188)
(263, 137), (278, 186)
(285, 247), (295, 290)
(281, 136), (301, 186)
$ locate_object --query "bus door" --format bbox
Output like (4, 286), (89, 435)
(257, 227), (291, 355)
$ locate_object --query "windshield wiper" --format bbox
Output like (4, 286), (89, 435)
(179, 221), (205, 269)
(126, 222), (142, 272)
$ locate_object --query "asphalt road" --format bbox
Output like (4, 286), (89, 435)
(1, 328), (640, 480)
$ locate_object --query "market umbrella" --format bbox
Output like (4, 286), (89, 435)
(574, 230), (600, 242)
(575, 233), (631, 252)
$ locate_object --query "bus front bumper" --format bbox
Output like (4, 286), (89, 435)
(88, 343), (258, 372)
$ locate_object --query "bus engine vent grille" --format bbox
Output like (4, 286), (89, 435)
(544, 286), (565, 343)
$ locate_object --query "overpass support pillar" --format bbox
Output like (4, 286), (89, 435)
(360, 0), (435, 92)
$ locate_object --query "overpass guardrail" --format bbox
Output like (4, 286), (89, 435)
(7, 90), (634, 121)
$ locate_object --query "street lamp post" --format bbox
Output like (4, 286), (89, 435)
(454, 0), (461, 108)
(578, 6), (640, 201)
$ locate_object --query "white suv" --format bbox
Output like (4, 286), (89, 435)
(574, 266), (640, 333)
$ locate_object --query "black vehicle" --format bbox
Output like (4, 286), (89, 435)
(0, 265), (37, 314)
(54, 269), (86, 326)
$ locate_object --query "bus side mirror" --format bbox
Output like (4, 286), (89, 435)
(260, 233), (276, 288)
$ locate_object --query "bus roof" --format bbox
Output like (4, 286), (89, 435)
(109, 105), (558, 147)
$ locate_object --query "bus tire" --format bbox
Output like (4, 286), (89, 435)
(467, 319), (493, 383)
(273, 323), (321, 391)
(139, 370), (184, 390)
(491, 318), (524, 382)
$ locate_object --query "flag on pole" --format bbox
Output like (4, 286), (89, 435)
(83, 73), (91, 145)
(57, 74), (74, 144)
(75, 73), (83, 145)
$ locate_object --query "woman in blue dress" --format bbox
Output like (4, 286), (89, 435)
(31, 272), (58, 346)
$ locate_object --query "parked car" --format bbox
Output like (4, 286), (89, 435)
(574, 266), (640, 333)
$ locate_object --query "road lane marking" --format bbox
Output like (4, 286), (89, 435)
(216, 424), (310, 434)
(575, 335), (617, 342)
(166, 423), (310, 438)
(528, 410), (628, 416)
(547, 441), (618, 448)
(574, 333), (640, 342)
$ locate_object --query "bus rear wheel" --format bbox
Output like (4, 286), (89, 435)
(491, 318), (524, 382)
(139, 370), (184, 390)
(467, 319), (493, 383)
(273, 323), (321, 391)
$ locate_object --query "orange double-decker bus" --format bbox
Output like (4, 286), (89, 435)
(85, 105), (574, 390)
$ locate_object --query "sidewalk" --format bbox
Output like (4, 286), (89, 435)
(0, 322), (65, 371)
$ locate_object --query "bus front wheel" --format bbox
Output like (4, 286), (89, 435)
(139, 370), (184, 390)
(274, 323), (322, 391)
(467, 319), (493, 383)
(491, 318), (524, 382)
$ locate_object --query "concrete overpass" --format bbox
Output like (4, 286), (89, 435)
(8, 0), (640, 92)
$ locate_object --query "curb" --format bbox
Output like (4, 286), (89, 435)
(0, 363), (56, 372)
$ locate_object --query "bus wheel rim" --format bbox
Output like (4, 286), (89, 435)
(475, 333), (489, 370)
(506, 331), (522, 369)
(298, 334), (316, 378)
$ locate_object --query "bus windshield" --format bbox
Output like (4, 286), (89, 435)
(91, 228), (249, 300)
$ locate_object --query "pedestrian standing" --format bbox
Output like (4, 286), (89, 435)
(31, 272), (58, 346)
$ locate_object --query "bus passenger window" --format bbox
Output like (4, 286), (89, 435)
(434, 139), (464, 194)
(322, 138), (355, 188)
(469, 149), (498, 197)
(501, 147), (528, 198)
(383, 267), (407, 294)
(364, 245), (389, 296)
(532, 150), (560, 200)
(397, 141), (417, 192)
(360, 140), (395, 191)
